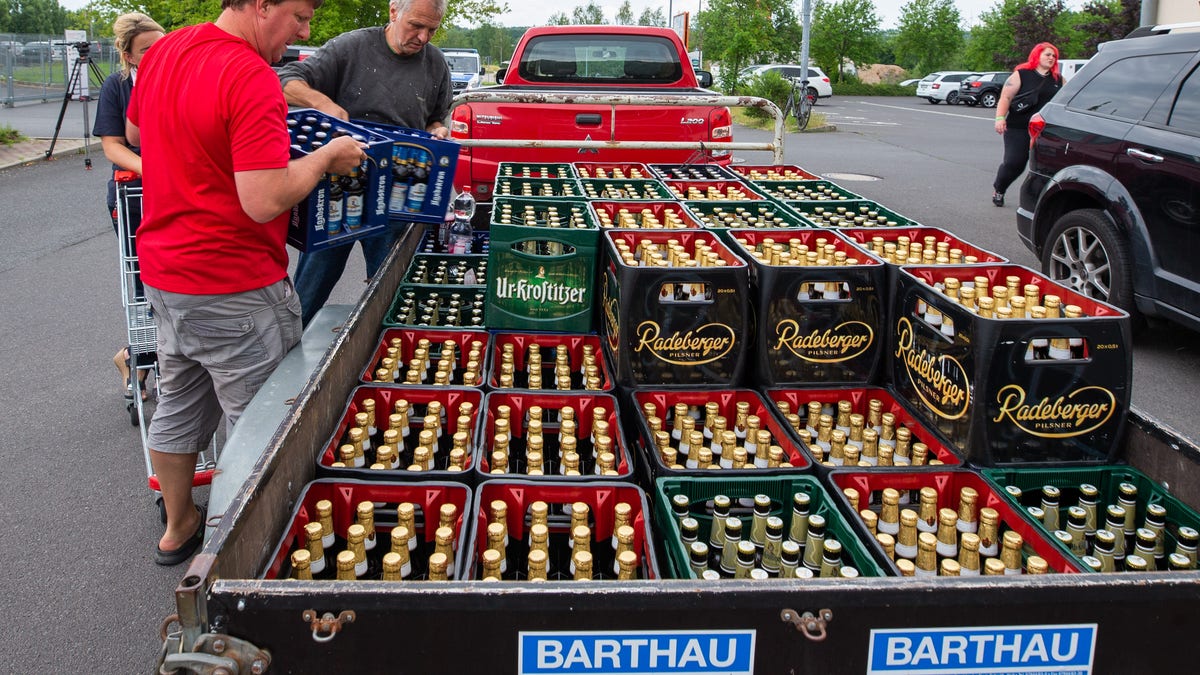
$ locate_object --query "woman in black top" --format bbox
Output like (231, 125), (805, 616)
(991, 42), (1063, 207)
(92, 12), (164, 398)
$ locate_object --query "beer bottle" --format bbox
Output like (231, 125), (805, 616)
(936, 508), (959, 559)
(1000, 531), (1024, 575)
(613, 525), (636, 575)
(388, 525), (413, 579)
(801, 514), (826, 572)
(291, 549), (313, 580)
(720, 518), (743, 577)
(616, 550), (639, 580)
(527, 548), (549, 581)
(789, 491), (811, 545)
(304, 521), (328, 577)
(915, 532), (938, 577)
(335, 550), (357, 581)
(389, 147), (412, 216)
(405, 152), (429, 213)
(1093, 529), (1117, 572)
(978, 508), (1000, 557)
(689, 541), (710, 577)
(957, 487), (979, 534)
(327, 173), (345, 234)
(1041, 485), (1061, 532)
(709, 495), (732, 553)
(958, 532), (981, 576)
(895, 510), (920, 561)
(1133, 528), (1158, 571)
(344, 167), (365, 230)
(734, 541), (757, 579)
(750, 494), (771, 550)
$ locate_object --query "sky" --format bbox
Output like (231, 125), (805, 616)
(54, 1), (1081, 31)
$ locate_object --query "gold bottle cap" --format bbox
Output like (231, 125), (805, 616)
(896, 558), (916, 576)
(481, 548), (503, 578)
(530, 522), (549, 545)
(572, 524), (591, 553)
(291, 549), (312, 578)
(381, 551), (403, 580)
(573, 550), (594, 580)
(335, 550), (356, 579)
(940, 559), (961, 576)
(428, 552), (449, 580)
(390, 524), (411, 552)
(1026, 556), (1049, 574)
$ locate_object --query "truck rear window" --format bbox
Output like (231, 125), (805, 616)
(517, 35), (683, 84)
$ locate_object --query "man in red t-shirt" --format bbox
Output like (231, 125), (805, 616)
(126, 0), (365, 566)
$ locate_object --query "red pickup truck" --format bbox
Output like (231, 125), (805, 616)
(449, 25), (733, 199)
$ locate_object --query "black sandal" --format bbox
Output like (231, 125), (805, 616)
(992, 191), (1005, 207)
(154, 505), (205, 566)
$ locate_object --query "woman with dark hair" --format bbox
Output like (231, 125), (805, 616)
(991, 42), (1063, 207)
(93, 12), (165, 399)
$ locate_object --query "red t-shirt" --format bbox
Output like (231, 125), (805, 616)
(127, 23), (291, 294)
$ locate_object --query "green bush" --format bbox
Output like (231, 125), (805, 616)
(831, 81), (915, 97)
(0, 124), (24, 146)
(740, 71), (796, 122)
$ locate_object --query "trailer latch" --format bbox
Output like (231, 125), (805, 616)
(780, 608), (833, 642)
(158, 632), (271, 674)
(302, 609), (356, 643)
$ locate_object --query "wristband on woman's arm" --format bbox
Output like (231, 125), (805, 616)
(996, 116), (1006, 120)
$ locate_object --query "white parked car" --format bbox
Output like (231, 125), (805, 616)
(739, 64), (834, 100)
(915, 71), (972, 104)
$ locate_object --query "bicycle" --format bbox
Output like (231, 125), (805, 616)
(781, 78), (818, 131)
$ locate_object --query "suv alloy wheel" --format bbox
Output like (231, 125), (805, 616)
(980, 91), (998, 108)
(1041, 209), (1135, 316)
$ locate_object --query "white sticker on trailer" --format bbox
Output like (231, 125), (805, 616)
(518, 629), (755, 674)
(867, 624), (1097, 675)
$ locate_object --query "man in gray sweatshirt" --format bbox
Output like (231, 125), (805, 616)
(278, 0), (453, 326)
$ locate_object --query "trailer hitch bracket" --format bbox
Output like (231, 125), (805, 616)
(780, 608), (833, 642)
(158, 632), (270, 674)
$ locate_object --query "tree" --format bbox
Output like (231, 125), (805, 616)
(572, 1), (605, 24)
(965, 0), (1067, 71)
(893, 0), (963, 73)
(1073, 0), (1140, 56)
(811, 0), (880, 83)
(547, 11), (570, 25)
(614, 0), (634, 26)
(637, 6), (665, 26)
(698, 0), (801, 92)
(3, 0), (71, 33)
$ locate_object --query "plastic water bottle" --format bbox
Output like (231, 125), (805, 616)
(448, 191), (476, 255)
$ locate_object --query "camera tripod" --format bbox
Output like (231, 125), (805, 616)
(46, 43), (105, 168)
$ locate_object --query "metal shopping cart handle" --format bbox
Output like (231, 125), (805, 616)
(115, 169), (141, 182)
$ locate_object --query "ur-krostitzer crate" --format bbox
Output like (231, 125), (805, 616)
(730, 229), (887, 385)
(889, 264), (1131, 467)
(600, 229), (750, 387)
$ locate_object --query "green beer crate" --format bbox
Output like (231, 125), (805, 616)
(402, 254), (487, 287)
(578, 178), (673, 201)
(786, 199), (922, 228)
(496, 162), (577, 179)
(487, 198), (600, 333)
(493, 176), (584, 199)
(383, 285), (487, 328)
(760, 180), (862, 202)
(682, 199), (816, 247)
(653, 475), (884, 579)
(982, 465), (1200, 573)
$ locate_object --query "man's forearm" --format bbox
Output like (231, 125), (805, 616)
(282, 80), (346, 119)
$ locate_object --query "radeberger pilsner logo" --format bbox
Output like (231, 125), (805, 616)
(774, 319), (873, 363)
(894, 317), (970, 420)
(635, 321), (735, 365)
(992, 384), (1116, 438)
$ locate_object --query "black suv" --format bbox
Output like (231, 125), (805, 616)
(958, 71), (1008, 107)
(1017, 26), (1200, 331)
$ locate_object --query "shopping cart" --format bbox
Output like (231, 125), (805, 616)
(115, 172), (217, 521)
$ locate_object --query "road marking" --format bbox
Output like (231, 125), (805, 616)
(860, 100), (993, 121)
(821, 113), (899, 127)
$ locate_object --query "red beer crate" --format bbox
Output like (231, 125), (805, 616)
(589, 200), (705, 229)
(765, 386), (963, 469)
(600, 229), (750, 387)
(730, 164), (820, 182)
(648, 163), (742, 181)
(573, 162), (652, 180)
(828, 469), (1083, 576)
(463, 480), (660, 580)
(487, 332), (614, 392)
(474, 391), (633, 481)
(629, 388), (813, 479)
(663, 180), (767, 201)
(262, 479), (472, 580)
(890, 264), (1132, 466)
(730, 229), (887, 385)
(841, 225), (1007, 296)
(316, 385), (483, 478)
(360, 328), (490, 385)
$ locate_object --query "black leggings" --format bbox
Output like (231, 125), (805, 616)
(993, 124), (1031, 194)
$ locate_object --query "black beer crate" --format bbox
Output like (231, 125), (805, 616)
(416, 228), (489, 255)
(589, 200), (705, 229)
(493, 176), (584, 199)
(982, 465), (1200, 573)
(578, 178), (674, 201)
(653, 475), (884, 579)
(316, 385), (484, 478)
(730, 229), (887, 385)
(360, 327), (491, 386)
(648, 163), (742, 181)
(764, 386), (963, 469)
(786, 199), (922, 228)
(890, 264), (1131, 466)
(730, 164), (820, 182)
(828, 469), (1085, 576)
(628, 388), (814, 479)
(353, 121), (461, 223)
(600, 229), (751, 387)
(573, 162), (652, 180)
(663, 179), (768, 202)
(262, 478), (472, 580)
(763, 179), (862, 202)
(496, 161), (577, 179)
(382, 285), (487, 328)
(285, 109), (394, 252)
(402, 253), (488, 286)
(463, 480), (661, 580)
(486, 332), (614, 392)
(473, 391), (633, 481)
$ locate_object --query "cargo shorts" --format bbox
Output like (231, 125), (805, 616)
(145, 278), (302, 454)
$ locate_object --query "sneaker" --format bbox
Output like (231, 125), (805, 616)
(992, 191), (1005, 207)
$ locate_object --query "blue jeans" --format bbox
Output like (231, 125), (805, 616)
(294, 230), (397, 326)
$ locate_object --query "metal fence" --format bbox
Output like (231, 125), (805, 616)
(2, 33), (121, 107)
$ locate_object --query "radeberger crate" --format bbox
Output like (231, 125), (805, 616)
(629, 388), (813, 479)
(982, 465), (1200, 573)
(487, 332), (614, 392)
(664, 180), (767, 202)
(589, 200), (704, 229)
(889, 264), (1131, 466)
(786, 199), (921, 228)
(496, 161), (577, 179)
(653, 475), (883, 579)
(360, 327), (490, 386)
(573, 162), (651, 180)
(828, 469), (1083, 576)
(464, 480), (660, 580)
(765, 386), (963, 469)
(730, 229), (887, 385)
(730, 164), (820, 181)
(600, 230), (750, 387)
(383, 285), (487, 328)
(649, 163), (742, 181)
(762, 179), (862, 202)
(486, 198), (599, 333)
(578, 178), (673, 201)
(262, 478), (472, 580)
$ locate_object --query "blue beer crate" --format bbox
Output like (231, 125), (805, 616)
(353, 121), (461, 224)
